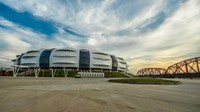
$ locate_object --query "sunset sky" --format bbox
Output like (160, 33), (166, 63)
(0, 0), (200, 74)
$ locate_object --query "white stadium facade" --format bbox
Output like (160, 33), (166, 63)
(12, 48), (128, 77)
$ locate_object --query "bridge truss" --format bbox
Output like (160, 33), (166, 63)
(136, 57), (200, 76)
(137, 68), (166, 76)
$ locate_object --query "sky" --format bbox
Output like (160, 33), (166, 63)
(0, 0), (200, 74)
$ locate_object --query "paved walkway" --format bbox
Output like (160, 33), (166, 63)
(0, 77), (200, 112)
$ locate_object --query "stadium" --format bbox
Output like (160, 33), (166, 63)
(11, 47), (128, 77)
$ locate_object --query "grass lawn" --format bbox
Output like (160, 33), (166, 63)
(108, 78), (181, 85)
(104, 72), (128, 78)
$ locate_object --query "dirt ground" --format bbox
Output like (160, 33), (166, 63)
(0, 77), (200, 112)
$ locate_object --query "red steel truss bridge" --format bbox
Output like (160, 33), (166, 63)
(137, 57), (200, 77)
(136, 68), (166, 76)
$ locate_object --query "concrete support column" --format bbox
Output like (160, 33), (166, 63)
(51, 69), (57, 78)
(63, 68), (69, 78)
(12, 66), (20, 77)
(34, 68), (40, 78)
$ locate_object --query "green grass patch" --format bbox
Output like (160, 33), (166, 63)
(39, 70), (52, 77)
(67, 71), (78, 77)
(24, 70), (78, 77)
(104, 72), (128, 78)
(108, 78), (181, 85)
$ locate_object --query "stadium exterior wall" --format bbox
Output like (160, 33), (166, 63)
(12, 48), (128, 72)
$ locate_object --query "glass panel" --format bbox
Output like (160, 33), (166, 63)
(39, 49), (54, 68)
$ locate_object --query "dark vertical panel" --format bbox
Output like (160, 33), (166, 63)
(39, 49), (54, 68)
(17, 53), (24, 65)
(110, 55), (118, 71)
(79, 49), (90, 69)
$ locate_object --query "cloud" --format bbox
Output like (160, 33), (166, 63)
(0, 18), (63, 66)
(127, 0), (200, 73)
(0, 2), (57, 35)
(0, 0), (166, 34)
